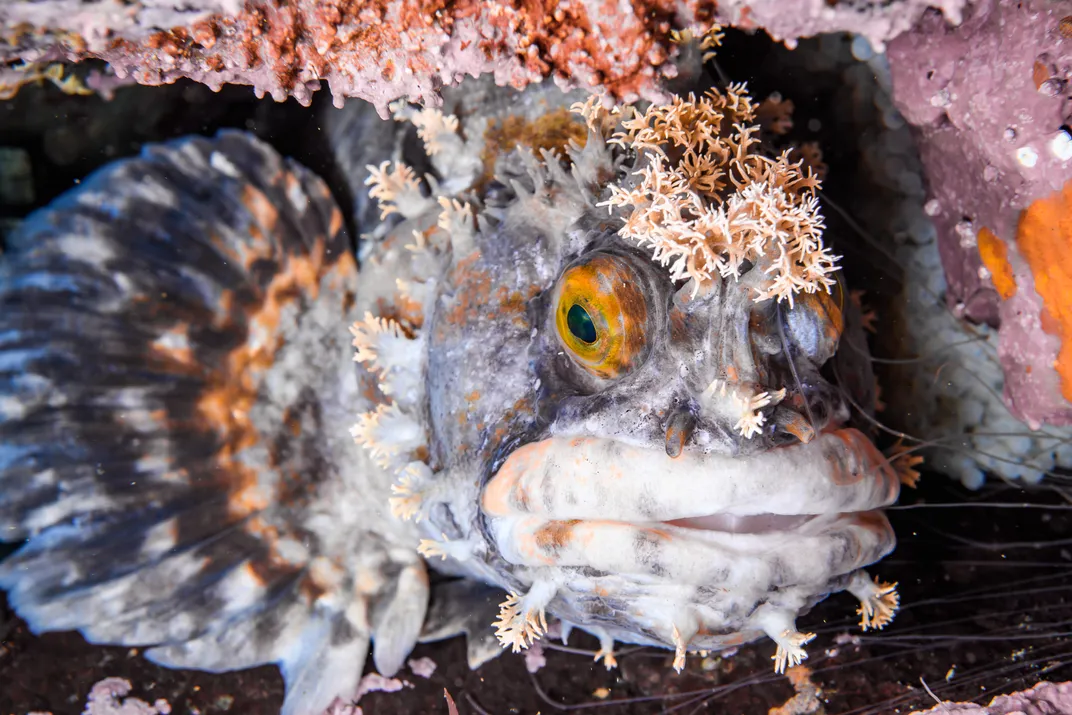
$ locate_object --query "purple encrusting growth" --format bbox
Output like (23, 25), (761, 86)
(910, 680), (1072, 714)
(886, 0), (1072, 428)
(81, 678), (173, 715)
(27, 677), (173, 715)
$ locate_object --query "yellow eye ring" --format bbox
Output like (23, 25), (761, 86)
(552, 254), (650, 379)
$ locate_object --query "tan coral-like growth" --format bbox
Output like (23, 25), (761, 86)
(569, 93), (621, 137)
(699, 24), (725, 62)
(887, 437), (924, 488)
(350, 403), (425, 471)
(436, 196), (478, 255)
(349, 312), (409, 366)
(416, 538), (450, 560)
(364, 160), (431, 220)
(772, 630), (816, 674)
(493, 592), (548, 653)
(671, 624), (689, 672)
(703, 378), (786, 439)
(389, 474), (423, 521)
(756, 92), (795, 136)
(593, 645), (618, 670)
(409, 108), (461, 155)
(596, 85), (837, 305)
(668, 23), (724, 62)
(733, 387), (786, 439)
(0, 62), (94, 100)
(849, 574), (900, 631)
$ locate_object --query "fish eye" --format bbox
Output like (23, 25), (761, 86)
(566, 304), (598, 344)
(553, 253), (651, 379)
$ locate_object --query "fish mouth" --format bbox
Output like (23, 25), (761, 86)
(479, 427), (900, 595)
(481, 427), (900, 530)
(664, 512), (816, 534)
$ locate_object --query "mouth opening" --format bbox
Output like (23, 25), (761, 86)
(665, 513), (817, 534)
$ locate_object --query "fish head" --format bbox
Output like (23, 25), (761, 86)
(416, 158), (898, 660)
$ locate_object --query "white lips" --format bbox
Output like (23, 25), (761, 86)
(482, 428), (900, 522)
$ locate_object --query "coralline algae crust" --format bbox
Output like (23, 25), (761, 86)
(1, 0), (966, 114)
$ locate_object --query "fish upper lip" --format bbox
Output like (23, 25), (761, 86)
(481, 427), (900, 525)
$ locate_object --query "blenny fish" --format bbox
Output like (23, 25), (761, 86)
(0, 76), (902, 714)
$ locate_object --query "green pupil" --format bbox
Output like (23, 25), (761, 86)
(567, 304), (598, 344)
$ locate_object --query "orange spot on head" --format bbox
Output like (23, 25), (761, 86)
(479, 108), (587, 189)
(444, 256), (494, 326)
(977, 226), (1018, 299)
(1016, 181), (1072, 402)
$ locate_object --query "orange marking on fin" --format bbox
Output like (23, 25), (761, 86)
(150, 324), (195, 366)
(241, 183), (280, 238)
(241, 560), (266, 587)
(198, 235), (351, 518)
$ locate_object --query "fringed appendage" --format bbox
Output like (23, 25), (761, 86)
(492, 580), (557, 654)
(756, 607), (817, 675)
(848, 570), (900, 631)
(0, 131), (428, 715)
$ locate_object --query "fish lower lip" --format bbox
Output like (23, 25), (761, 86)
(482, 427), (900, 522)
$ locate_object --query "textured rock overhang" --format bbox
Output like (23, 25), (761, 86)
(886, 0), (1072, 427)
(1, 0), (963, 115)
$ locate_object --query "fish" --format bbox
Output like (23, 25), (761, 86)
(0, 77), (902, 714)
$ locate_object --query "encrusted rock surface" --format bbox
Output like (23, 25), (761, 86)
(910, 680), (1072, 715)
(887, 0), (1072, 426)
(1, 1), (963, 115)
